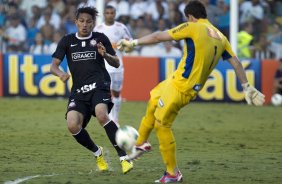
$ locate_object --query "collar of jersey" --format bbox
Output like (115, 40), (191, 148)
(198, 19), (210, 24)
(75, 32), (92, 40)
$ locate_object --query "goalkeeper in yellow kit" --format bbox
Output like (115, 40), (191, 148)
(118, 0), (265, 183)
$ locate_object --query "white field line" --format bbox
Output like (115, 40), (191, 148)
(4, 148), (114, 184)
(4, 174), (58, 184)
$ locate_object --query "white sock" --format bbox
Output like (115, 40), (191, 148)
(93, 147), (102, 157)
(119, 155), (128, 161)
(111, 96), (122, 123)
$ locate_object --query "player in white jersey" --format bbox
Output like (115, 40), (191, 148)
(94, 5), (132, 123)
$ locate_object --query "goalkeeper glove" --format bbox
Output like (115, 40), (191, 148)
(117, 39), (138, 53)
(242, 83), (265, 106)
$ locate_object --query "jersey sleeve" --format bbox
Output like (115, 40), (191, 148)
(221, 38), (236, 60)
(52, 35), (68, 60)
(122, 24), (132, 40)
(167, 22), (191, 41)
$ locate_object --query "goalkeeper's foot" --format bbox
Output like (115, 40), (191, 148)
(127, 142), (151, 161)
(95, 146), (109, 172)
(121, 159), (133, 174)
(155, 171), (183, 183)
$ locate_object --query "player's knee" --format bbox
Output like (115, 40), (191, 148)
(154, 119), (172, 129)
(67, 119), (81, 134)
(67, 121), (81, 134)
(95, 112), (109, 126)
(111, 90), (120, 97)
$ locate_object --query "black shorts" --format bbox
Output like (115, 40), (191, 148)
(65, 89), (113, 128)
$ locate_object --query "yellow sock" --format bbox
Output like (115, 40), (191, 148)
(155, 122), (177, 175)
(136, 99), (157, 145)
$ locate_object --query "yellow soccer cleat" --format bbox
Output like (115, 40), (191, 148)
(121, 159), (133, 174)
(95, 147), (109, 172)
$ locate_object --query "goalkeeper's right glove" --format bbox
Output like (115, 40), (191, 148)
(117, 39), (138, 53)
(242, 83), (265, 106)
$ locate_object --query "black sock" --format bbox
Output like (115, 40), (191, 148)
(104, 121), (127, 157)
(73, 128), (99, 153)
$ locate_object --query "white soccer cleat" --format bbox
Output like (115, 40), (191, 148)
(127, 142), (152, 161)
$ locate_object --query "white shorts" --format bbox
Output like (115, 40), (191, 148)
(109, 71), (124, 92)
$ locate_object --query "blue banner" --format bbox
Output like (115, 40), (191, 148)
(2, 54), (262, 102)
(3, 54), (70, 97)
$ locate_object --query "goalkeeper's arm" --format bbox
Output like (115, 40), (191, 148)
(117, 31), (173, 52)
(227, 56), (265, 106)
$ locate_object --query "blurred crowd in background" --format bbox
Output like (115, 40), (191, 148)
(0, 0), (281, 59)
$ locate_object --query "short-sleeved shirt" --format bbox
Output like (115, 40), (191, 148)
(94, 21), (132, 73)
(167, 19), (236, 97)
(52, 32), (116, 99)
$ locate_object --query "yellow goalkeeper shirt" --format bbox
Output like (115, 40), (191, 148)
(167, 19), (236, 97)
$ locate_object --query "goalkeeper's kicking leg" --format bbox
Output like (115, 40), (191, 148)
(126, 98), (156, 160)
(127, 81), (167, 160)
(128, 78), (189, 182)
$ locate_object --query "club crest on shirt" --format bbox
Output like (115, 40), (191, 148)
(193, 84), (202, 92)
(90, 39), (97, 47)
(158, 99), (164, 107)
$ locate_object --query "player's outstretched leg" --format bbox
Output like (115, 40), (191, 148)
(104, 120), (133, 174)
(127, 98), (157, 161)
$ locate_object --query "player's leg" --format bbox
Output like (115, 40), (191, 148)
(136, 80), (166, 145)
(66, 100), (108, 171)
(93, 90), (133, 174)
(109, 72), (123, 123)
(127, 80), (167, 160)
(154, 82), (190, 182)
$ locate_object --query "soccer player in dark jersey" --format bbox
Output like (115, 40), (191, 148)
(50, 6), (133, 174)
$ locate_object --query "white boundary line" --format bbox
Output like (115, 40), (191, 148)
(4, 174), (59, 184)
(4, 148), (114, 184)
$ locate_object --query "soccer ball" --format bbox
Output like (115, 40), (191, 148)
(115, 125), (139, 151)
(271, 93), (282, 106)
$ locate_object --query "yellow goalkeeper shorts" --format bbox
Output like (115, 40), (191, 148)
(151, 78), (191, 127)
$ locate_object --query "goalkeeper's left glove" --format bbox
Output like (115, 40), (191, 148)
(242, 83), (265, 106)
(117, 39), (138, 53)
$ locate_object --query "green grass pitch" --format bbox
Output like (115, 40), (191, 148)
(0, 98), (282, 184)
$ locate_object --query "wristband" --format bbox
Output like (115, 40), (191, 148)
(241, 82), (250, 90)
(132, 39), (138, 46)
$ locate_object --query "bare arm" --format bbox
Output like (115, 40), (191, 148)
(137, 31), (173, 45)
(97, 42), (120, 68)
(50, 58), (70, 82)
(117, 30), (173, 52)
(227, 56), (248, 84)
(227, 56), (265, 106)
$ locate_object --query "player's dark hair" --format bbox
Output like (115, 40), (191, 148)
(76, 6), (98, 20)
(184, 0), (207, 19)
(105, 5), (116, 12)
